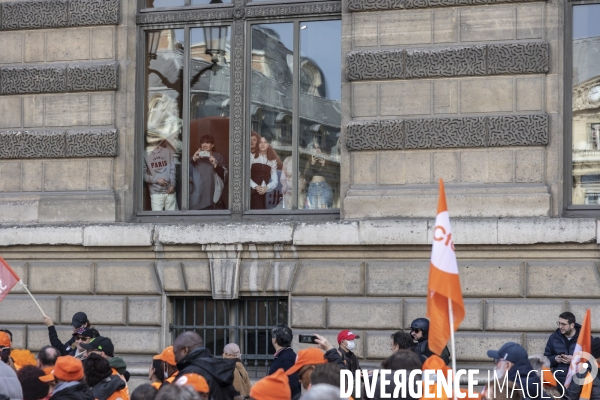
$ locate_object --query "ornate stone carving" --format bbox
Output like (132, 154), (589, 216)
(67, 62), (119, 92)
(136, 8), (234, 24)
(0, 130), (66, 159)
(1, 0), (68, 30)
(246, 1), (341, 17)
(487, 42), (549, 75)
(68, 0), (120, 27)
(231, 21), (244, 214)
(488, 115), (548, 147)
(65, 129), (118, 157)
(0, 65), (66, 95)
(348, 0), (536, 11)
(348, 0), (403, 11)
(405, 117), (487, 149)
(346, 114), (549, 150)
(347, 42), (549, 81)
(404, 46), (486, 78)
(346, 119), (404, 150)
(346, 50), (404, 81)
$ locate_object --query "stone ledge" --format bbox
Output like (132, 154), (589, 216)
(83, 225), (153, 247)
(156, 223), (295, 245)
(347, 0), (540, 12)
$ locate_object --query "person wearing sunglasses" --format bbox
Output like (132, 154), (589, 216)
(410, 318), (450, 365)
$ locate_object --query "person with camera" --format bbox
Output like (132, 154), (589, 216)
(189, 134), (227, 210)
(269, 324), (301, 398)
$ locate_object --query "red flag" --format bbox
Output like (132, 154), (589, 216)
(565, 309), (591, 387)
(426, 179), (465, 356)
(0, 257), (20, 302)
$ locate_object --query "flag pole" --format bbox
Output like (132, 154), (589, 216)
(448, 297), (458, 400)
(19, 280), (46, 317)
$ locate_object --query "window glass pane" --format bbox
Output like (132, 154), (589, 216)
(143, 29), (184, 211)
(572, 5), (600, 205)
(299, 20), (341, 210)
(192, 0), (232, 4)
(250, 23), (293, 210)
(145, 0), (185, 7)
(189, 27), (231, 210)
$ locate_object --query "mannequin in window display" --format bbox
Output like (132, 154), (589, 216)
(280, 156), (306, 209)
(189, 135), (228, 210)
(250, 135), (281, 209)
(144, 141), (178, 211)
(303, 141), (334, 209)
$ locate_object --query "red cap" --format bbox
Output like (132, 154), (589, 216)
(153, 346), (176, 366)
(176, 373), (209, 393)
(337, 330), (360, 344)
(39, 356), (84, 383)
(0, 332), (10, 347)
(286, 348), (327, 375)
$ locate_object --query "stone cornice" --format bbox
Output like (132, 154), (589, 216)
(245, 1), (342, 18)
(345, 114), (548, 150)
(0, 0), (120, 31)
(0, 129), (118, 159)
(136, 7), (234, 24)
(348, 0), (541, 12)
(0, 61), (119, 95)
(347, 42), (549, 81)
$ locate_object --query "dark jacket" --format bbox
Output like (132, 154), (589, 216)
(51, 382), (95, 400)
(544, 323), (581, 385)
(564, 369), (600, 400)
(91, 375), (127, 400)
(325, 348), (347, 369)
(413, 338), (450, 365)
(176, 347), (239, 400)
(108, 356), (130, 382)
(506, 359), (549, 400)
(339, 347), (360, 374)
(269, 347), (301, 399)
(48, 325), (77, 356)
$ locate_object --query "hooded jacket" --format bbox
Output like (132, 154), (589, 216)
(544, 323), (581, 385)
(51, 382), (95, 400)
(0, 361), (23, 400)
(506, 358), (549, 400)
(91, 375), (128, 400)
(269, 347), (301, 399)
(176, 347), (238, 400)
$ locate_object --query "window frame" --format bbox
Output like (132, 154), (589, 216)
(135, 1), (342, 222)
(564, 0), (600, 216)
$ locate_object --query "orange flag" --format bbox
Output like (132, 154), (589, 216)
(426, 179), (465, 356)
(565, 309), (591, 388)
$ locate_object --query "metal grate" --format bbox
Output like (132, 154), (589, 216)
(170, 297), (288, 378)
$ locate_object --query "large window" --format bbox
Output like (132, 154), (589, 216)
(137, 5), (341, 217)
(171, 297), (288, 377)
(568, 2), (600, 209)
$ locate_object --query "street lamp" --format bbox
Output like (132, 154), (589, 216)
(203, 26), (229, 64)
(147, 31), (161, 60)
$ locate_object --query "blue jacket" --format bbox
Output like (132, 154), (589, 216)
(269, 347), (301, 398)
(544, 324), (581, 385)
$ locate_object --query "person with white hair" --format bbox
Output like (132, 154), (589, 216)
(300, 383), (349, 400)
(222, 343), (251, 398)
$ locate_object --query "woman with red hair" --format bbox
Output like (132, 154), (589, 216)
(250, 135), (281, 209)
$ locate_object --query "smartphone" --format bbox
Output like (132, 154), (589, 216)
(198, 150), (211, 158)
(299, 334), (318, 344)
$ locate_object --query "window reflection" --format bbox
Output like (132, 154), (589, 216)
(144, 29), (184, 211)
(572, 5), (600, 205)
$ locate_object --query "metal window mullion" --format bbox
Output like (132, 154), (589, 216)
(292, 20), (300, 210)
(182, 26), (191, 210)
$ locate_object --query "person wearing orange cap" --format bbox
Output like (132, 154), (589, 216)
(175, 372), (210, 400)
(286, 347), (328, 391)
(250, 368), (291, 400)
(39, 355), (94, 400)
(150, 346), (178, 389)
(0, 331), (15, 370)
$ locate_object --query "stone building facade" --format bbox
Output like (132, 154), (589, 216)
(0, 0), (598, 388)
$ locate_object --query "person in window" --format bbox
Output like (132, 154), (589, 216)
(280, 156), (306, 209)
(144, 142), (178, 211)
(189, 135), (227, 210)
(303, 141), (333, 209)
(250, 135), (281, 209)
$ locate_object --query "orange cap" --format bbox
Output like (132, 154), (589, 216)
(39, 356), (84, 383)
(422, 354), (450, 378)
(176, 373), (209, 393)
(250, 368), (291, 400)
(153, 346), (176, 366)
(286, 348), (327, 375)
(542, 368), (558, 387)
(0, 332), (10, 347)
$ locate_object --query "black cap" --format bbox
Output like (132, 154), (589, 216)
(487, 342), (528, 363)
(71, 312), (88, 329)
(80, 336), (114, 357)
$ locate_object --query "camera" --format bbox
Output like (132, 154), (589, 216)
(197, 150), (211, 158)
(298, 334), (318, 344)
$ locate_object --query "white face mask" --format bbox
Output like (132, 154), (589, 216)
(346, 340), (356, 351)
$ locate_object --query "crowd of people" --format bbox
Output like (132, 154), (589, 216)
(0, 311), (598, 400)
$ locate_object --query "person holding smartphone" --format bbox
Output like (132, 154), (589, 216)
(189, 134), (227, 210)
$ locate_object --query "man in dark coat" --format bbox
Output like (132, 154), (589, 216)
(410, 318), (450, 365)
(337, 330), (361, 374)
(173, 331), (238, 400)
(544, 311), (582, 386)
(268, 324), (301, 399)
